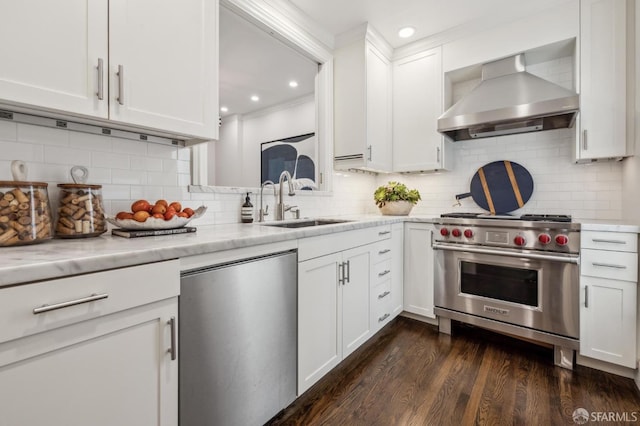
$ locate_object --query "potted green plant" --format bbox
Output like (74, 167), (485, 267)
(374, 181), (421, 216)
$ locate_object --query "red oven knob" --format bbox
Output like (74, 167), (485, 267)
(464, 229), (474, 238)
(514, 235), (526, 246)
(538, 233), (551, 245)
(452, 228), (462, 237)
(555, 234), (569, 246)
(440, 228), (449, 237)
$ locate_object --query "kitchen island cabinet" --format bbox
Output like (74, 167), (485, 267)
(0, 260), (179, 426)
(580, 230), (638, 368)
(0, 0), (218, 141)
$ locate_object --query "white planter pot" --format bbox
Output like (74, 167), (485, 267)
(378, 201), (414, 216)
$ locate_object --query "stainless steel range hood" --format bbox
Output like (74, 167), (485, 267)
(437, 54), (579, 141)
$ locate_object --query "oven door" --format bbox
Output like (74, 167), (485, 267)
(434, 243), (579, 339)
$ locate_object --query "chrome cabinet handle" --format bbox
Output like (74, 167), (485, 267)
(582, 129), (588, 150)
(378, 290), (390, 299)
(378, 270), (391, 277)
(117, 64), (124, 105)
(338, 262), (344, 285)
(436, 146), (441, 163)
(345, 260), (350, 284)
(592, 238), (627, 245)
(96, 58), (104, 100)
(378, 313), (390, 322)
(378, 231), (391, 236)
(33, 293), (108, 314)
(367, 145), (372, 161)
(584, 286), (589, 308)
(378, 249), (391, 255)
(168, 316), (177, 361)
(591, 262), (626, 269)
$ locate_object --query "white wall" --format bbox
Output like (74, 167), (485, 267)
(210, 96), (315, 188)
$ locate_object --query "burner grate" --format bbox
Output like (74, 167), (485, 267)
(520, 214), (572, 223)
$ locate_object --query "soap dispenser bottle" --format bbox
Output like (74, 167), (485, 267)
(241, 192), (254, 223)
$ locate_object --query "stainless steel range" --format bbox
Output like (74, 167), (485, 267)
(433, 213), (580, 369)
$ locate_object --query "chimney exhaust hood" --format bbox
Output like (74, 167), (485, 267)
(437, 54), (579, 141)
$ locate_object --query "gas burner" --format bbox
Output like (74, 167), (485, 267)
(520, 214), (572, 223)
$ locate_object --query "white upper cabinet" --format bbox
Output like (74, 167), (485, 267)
(334, 25), (392, 172)
(0, 0), (109, 119)
(392, 47), (451, 172)
(109, 0), (218, 139)
(577, 0), (634, 161)
(0, 0), (218, 141)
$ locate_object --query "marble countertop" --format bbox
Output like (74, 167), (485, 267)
(3, 214), (638, 288)
(1, 215), (429, 287)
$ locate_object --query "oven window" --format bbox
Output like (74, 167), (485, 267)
(460, 261), (538, 306)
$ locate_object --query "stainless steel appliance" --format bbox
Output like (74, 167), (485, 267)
(179, 251), (297, 426)
(433, 214), (580, 368)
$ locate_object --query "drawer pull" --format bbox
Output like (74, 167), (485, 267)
(33, 293), (109, 315)
(592, 238), (627, 245)
(96, 58), (104, 100)
(378, 231), (391, 236)
(591, 262), (626, 269)
(378, 290), (391, 299)
(378, 313), (390, 322)
(584, 286), (589, 308)
(116, 64), (125, 105)
(378, 270), (391, 277)
(378, 249), (391, 255)
(168, 316), (177, 361)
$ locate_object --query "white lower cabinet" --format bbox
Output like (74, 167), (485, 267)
(403, 222), (436, 318)
(580, 231), (638, 368)
(0, 260), (180, 426)
(298, 226), (396, 394)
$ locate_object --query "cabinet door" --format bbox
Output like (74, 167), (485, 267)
(365, 42), (392, 172)
(580, 276), (637, 368)
(342, 246), (371, 358)
(298, 253), (342, 394)
(393, 47), (445, 172)
(578, 0), (629, 160)
(0, 298), (178, 426)
(109, 0), (218, 139)
(0, 0), (108, 118)
(403, 223), (435, 318)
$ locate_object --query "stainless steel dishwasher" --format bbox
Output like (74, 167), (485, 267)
(179, 250), (297, 426)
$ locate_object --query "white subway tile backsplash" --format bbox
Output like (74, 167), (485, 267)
(147, 170), (178, 186)
(112, 138), (148, 155)
(147, 143), (178, 159)
(18, 123), (69, 146)
(112, 170), (147, 185)
(163, 159), (178, 174)
(92, 151), (131, 169)
(130, 185), (163, 201)
(0, 120), (17, 141)
(44, 145), (92, 166)
(69, 132), (112, 152)
(102, 184), (131, 200)
(0, 140), (44, 162)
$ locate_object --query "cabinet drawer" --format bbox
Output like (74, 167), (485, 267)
(581, 249), (637, 282)
(372, 259), (392, 287)
(0, 260), (180, 344)
(581, 231), (637, 252)
(299, 225), (391, 261)
(372, 280), (393, 325)
(371, 239), (393, 263)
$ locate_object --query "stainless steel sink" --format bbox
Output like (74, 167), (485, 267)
(262, 219), (351, 228)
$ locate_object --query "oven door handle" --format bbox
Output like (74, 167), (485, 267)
(432, 242), (579, 264)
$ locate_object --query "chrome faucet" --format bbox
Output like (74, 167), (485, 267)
(259, 180), (276, 222)
(276, 170), (296, 220)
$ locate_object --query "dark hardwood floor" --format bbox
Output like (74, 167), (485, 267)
(268, 317), (640, 426)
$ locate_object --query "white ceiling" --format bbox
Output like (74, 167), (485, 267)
(219, 0), (574, 118)
(287, 0), (572, 48)
(219, 6), (317, 118)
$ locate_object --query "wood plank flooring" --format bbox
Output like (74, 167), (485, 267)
(268, 317), (640, 426)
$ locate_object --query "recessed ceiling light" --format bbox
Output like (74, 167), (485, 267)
(289, 80), (298, 88)
(220, 106), (228, 112)
(398, 26), (415, 38)
(251, 95), (260, 102)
